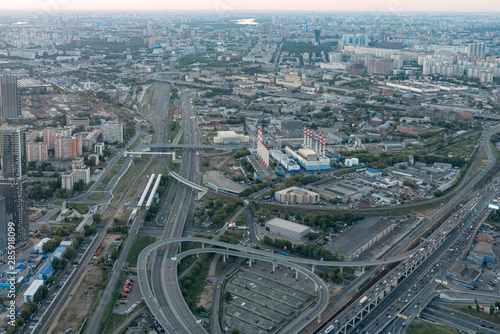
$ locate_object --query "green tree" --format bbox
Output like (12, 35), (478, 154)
(33, 285), (49, 303)
(92, 213), (101, 223)
(28, 184), (45, 200)
(224, 291), (232, 302)
(52, 258), (66, 271)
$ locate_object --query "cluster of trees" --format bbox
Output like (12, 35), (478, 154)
(302, 212), (362, 233)
(6, 302), (39, 334)
(43, 237), (62, 253)
(241, 160), (255, 174)
(318, 267), (343, 283)
(219, 235), (239, 244)
(262, 236), (338, 261)
(279, 174), (320, 190)
(84, 224), (97, 236)
(180, 261), (204, 311)
(63, 234), (85, 261)
(206, 200), (244, 225)
(28, 181), (61, 201)
(241, 181), (270, 197)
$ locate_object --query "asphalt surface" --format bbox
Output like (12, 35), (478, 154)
(347, 181), (500, 334)
(85, 84), (172, 333)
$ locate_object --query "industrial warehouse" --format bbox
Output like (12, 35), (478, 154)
(265, 218), (311, 241)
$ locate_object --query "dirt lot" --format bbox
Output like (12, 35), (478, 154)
(198, 283), (214, 310)
(49, 265), (103, 334)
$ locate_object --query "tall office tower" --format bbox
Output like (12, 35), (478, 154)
(0, 127), (26, 179)
(0, 196), (6, 253)
(0, 180), (28, 246)
(0, 75), (21, 119)
(0, 127), (28, 246)
(314, 29), (322, 45)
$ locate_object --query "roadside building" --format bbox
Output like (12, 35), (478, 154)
(265, 218), (310, 241)
(447, 261), (482, 290)
(274, 186), (320, 204)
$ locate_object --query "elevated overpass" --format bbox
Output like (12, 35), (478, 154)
(138, 247), (329, 334)
(169, 172), (208, 200)
(139, 236), (416, 269)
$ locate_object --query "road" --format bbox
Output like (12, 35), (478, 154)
(146, 88), (206, 333)
(85, 83), (172, 333)
(348, 180), (499, 334)
(421, 301), (497, 334)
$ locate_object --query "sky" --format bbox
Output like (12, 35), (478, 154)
(1, 0), (500, 12)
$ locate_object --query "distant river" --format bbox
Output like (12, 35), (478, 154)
(232, 18), (258, 25)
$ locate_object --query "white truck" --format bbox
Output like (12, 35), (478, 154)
(359, 296), (368, 305)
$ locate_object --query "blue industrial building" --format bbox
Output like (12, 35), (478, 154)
(38, 263), (53, 281)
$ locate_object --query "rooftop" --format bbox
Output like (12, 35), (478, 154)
(266, 218), (310, 234)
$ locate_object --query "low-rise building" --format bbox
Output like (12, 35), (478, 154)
(23, 279), (45, 303)
(213, 131), (249, 145)
(265, 218), (310, 241)
(274, 186), (320, 204)
(447, 261), (482, 290)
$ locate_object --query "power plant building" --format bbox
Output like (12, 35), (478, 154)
(285, 146), (330, 172)
(269, 150), (300, 173)
(266, 218), (311, 241)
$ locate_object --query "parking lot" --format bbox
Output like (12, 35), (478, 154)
(223, 261), (318, 333)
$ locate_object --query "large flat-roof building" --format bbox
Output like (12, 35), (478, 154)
(213, 131), (249, 145)
(467, 241), (497, 268)
(204, 171), (246, 197)
(447, 261), (482, 290)
(312, 180), (372, 203)
(265, 218), (310, 241)
(325, 217), (395, 261)
(274, 186), (320, 204)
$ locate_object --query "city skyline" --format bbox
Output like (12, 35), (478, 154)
(1, 0), (500, 12)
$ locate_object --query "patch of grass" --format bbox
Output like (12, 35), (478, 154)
(407, 317), (460, 334)
(446, 304), (500, 325)
(99, 166), (121, 188)
(126, 235), (156, 267)
(100, 270), (126, 330)
(67, 203), (89, 214)
(102, 313), (127, 334)
(179, 132), (185, 145)
(86, 193), (106, 201)
(49, 211), (60, 221)
(129, 134), (145, 151)
(166, 157), (181, 173)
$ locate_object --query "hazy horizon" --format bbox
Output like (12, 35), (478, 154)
(1, 0), (500, 13)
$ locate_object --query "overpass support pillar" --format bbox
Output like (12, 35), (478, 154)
(272, 263), (276, 272)
(317, 315), (321, 323)
(312, 265), (315, 274)
(249, 259), (252, 268)
(314, 284), (318, 293)
(340, 267), (343, 273)
(295, 270), (299, 280)
(223, 254), (226, 262)
(202, 243), (204, 249)
(172, 153), (176, 161)
(361, 266), (365, 274)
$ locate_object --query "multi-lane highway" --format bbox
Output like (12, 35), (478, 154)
(343, 180), (500, 334)
(146, 88), (206, 333)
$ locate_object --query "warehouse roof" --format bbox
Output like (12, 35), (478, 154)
(266, 218), (309, 234)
